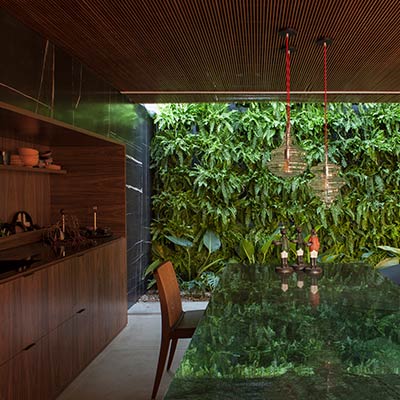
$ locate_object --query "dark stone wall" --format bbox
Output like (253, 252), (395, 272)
(0, 10), (151, 306)
(126, 106), (152, 306)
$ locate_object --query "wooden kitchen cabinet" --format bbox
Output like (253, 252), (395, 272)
(0, 269), (46, 366)
(93, 238), (127, 351)
(0, 258), (74, 366)
(0, 316), (75, 400)
(0, 338), (51, 400)
(0, 237), (127, 400)
(46, 258), (75, 331)
(73, 307), (94, 373)
(0, 102), (127, 399)
(46, 317), (75, 397)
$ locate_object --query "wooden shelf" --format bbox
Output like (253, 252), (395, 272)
(0, 229), (47, 252)
(0, 165), (66, 174)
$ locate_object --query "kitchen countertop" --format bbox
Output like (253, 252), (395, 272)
(0, 235), (120, 283)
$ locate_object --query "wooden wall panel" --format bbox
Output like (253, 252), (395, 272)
(0, 136), (49, 154)
(50, 145), (126, 237)
(0, 136), (51, 228)
(0, 171), (51, 227)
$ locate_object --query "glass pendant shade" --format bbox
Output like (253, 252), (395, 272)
(309, 161), (345, 207)
(268, 126), (307, 178)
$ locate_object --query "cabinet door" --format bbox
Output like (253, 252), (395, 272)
(0, 339), (51, 400)
(0, 279), (16, 365)
(0, 270), (47, 365)
(46, 259), (74, 331)
(108, 238), (127, 332)
(47, 317), (75, 397)
(0, 350), (12, 400)
(93, 239), (127, 350)
(73, 252), (96, 314)
(73, 308), (94, 373)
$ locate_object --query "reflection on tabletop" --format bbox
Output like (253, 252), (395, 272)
(165, 263), (400, 400)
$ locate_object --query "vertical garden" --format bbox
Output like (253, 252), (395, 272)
(150, 102), (400, 283)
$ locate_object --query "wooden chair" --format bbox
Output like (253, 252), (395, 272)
(151, 261), (205, 399)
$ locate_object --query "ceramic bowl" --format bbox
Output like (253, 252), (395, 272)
(18, 147), (39, 156)
(21, 155), (39, 167)
(10, 154), (24, 165)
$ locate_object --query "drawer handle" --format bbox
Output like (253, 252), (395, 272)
(77, 308), (86, 314)
(23, 343), (36, 351)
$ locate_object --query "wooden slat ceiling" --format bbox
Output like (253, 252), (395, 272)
(3, 0), (400, 103)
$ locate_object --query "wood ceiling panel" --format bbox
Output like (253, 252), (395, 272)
(2, 0), (400, 102)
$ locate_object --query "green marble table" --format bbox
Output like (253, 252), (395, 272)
(164, 263), (400, 399)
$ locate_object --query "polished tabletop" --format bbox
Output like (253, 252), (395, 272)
(165, 263), (400, 399)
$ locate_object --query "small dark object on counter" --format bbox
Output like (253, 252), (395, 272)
(0, 222), (12, 237)
(10, 211), (41, 234)
(0, 150), (10, 165)
(39, 150), (52, 159)
(83, 226), (112, 239)
(44, 214), (95, 248)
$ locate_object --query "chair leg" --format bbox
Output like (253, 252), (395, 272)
(151, 334), (170, 400)
(167, 338), (178, 370)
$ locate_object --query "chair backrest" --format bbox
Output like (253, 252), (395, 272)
(154, 261), (183, 330)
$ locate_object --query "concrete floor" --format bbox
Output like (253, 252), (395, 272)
(57, 301), (208, 400)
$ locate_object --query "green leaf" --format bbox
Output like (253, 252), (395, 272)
(144, 259), (162, 277)
(203, 230), (221, 253)
(146, 278), (156, 290)
(320, 254), (339, 263)
(375, 257), (400, 269)
(166, 235), (193, 247)
(260, 227), (281, 262)
(197, 258), (225, 275)
(241, 239), (255, 264)
(378, 245), (400, 256)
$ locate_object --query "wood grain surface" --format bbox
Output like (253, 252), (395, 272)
(50, 145), (126, 237)
(3, 1), (400, 102)
(0, 238), (127, 400)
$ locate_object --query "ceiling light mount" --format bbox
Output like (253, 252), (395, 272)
(316, 37), (333, 46)
(280, 45), (296, 53)
(278, 28), (297, 38)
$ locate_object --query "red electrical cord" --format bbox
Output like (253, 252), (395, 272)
(286, 33), (291, 148)
(324, 41), (328, 164)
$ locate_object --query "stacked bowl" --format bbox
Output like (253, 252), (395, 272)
(18, 148), (39, 167)
(10, 154), (24, 166)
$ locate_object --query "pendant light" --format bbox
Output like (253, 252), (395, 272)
(267, 28), (306, 178)
(309, 38), (344, 206)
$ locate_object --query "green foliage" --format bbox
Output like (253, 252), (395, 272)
(375, 245), (400, 269)
(203, 230), (221, 253)
(240, 239), (255, 264)
(151, 102), (400, 280)
(166, 235), (193, 247)
(180, 271), (221, 295)
(144, 259), (162, 277)
(378, 245), (400, 256)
